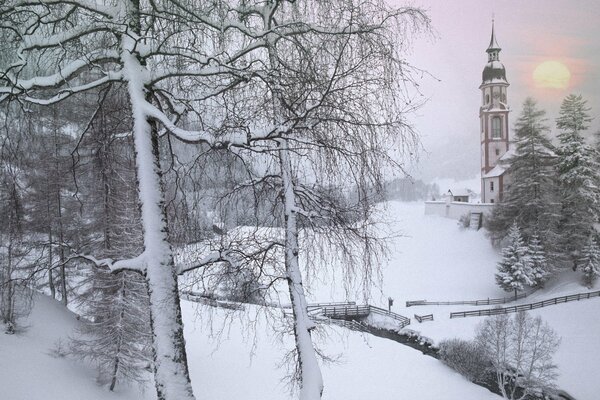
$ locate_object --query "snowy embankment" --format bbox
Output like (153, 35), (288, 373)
(3, 201), (598, 399)
(342, 201), (599, 400)
(0, 292), (501, 400)
(0, 293), (148, 400)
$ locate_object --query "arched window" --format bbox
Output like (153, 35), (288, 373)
(486, 94), (490, 104)
(492, 117), (502, 139)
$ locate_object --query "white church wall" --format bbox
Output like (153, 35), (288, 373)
(424, 201), (495, 220)
(482, 176), (500, 203)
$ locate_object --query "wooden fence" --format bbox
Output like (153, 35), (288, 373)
(450, 290), (600, 319)
(181, 291), (244, 310)
(320, 304), (411, 329)
(406, 292), (529, 307)
(414, 314), (433, 323)
(307, 301), (356, 309)
(319, 318), (369, 333)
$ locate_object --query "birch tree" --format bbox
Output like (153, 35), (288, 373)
(476, 312), (560, 400)
(205, 2), (428, 397)
(0, 1), (428, 398)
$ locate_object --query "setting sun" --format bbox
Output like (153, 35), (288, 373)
(533, 61), (571, 89)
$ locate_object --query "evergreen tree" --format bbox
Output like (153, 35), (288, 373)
(528, 233), (551, 287)
(488, 98), (561, 259)
(555, 94), (599, 268)
(71, 92), (151, 390)
(579, 236), (600, 288)
(495, 223), (534, 297)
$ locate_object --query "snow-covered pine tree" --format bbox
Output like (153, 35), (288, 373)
(73, 270), (151, 389)
(579, 235), (600, 288)
(555, 94), (599, 268)
(495, 223), (534, 297)
(488, 98), (561, 260)
(528, 233), (551, 287)
(72, 101), (151, 390)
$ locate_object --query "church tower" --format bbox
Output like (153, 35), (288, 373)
(480, 21), (510, 203)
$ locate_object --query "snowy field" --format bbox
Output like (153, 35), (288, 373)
(1, 201), (599, 399)
(0, 293), (500, 400)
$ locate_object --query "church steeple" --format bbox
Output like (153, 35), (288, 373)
(486, 20), (501, 60)
(479, 20), (510, 204)
(481, 20), (507, 85)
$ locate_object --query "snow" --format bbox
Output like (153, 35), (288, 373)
(0, 293), (147, 400)
(183, 302), (500, 400)
(3, 201), (600, 399)
(1, 292), (502, 400)
(482, 165), (505, 178)
(301, 201), (600, 400)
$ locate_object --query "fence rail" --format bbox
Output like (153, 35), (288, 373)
(181, 291), (244, 310)
(450, 290), (600, 319)
(414, 314), (434, 323)
(319, 317), (369, 333)
(307, 301), (356, 309)
(407, 292), (530, 307)
(319, 304), (411, 329)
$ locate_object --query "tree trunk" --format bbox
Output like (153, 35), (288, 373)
(47, 224), (56, 300)
(122, 31), (195, 400)
(279, 143), (324, 400)
(53, 126), (68, 306)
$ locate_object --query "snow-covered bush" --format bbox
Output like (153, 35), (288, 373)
(438, 338), (489, 383)
(458, 213), (470, 230)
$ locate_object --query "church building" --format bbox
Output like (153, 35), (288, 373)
(480, 22), (511, 204)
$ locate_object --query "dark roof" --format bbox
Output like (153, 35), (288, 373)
(482, 61), (507, 83)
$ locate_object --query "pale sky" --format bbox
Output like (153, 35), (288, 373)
(393, 0), (600, 181)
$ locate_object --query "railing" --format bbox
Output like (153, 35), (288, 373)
(319, 317), (369, 333)
(407, 291), (530, 307)
(319, 304), (411, 329)
(321, 305), (371, 318)
(181, 291), (244, 310)
(450, 290), (600, 319)
(307, 301), (356, 309)
(414, 314), (434, 323)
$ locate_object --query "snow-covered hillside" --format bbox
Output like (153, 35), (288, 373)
(2, 201), (598, 399)
(0, 293), (501, 400)
(343, 201), (600, 400)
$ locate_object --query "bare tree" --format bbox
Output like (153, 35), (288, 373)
(188, 2), (430, 397)
(0, 1), (428, 398)
(0, 107), (35, 334)
(476, 311), (560, 400)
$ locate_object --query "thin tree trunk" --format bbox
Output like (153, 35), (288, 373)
(47, 224), (56, 300)
(53, 123), (68, 306)
(109, 275), (126, 392)
(279, 143), (324, 400)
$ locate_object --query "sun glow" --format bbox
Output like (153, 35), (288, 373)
(533, 61), (571, 89)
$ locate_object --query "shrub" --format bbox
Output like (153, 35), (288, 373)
(438, 338), (489, 383)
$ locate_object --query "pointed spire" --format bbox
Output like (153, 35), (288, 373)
(487, 19), (501, 52)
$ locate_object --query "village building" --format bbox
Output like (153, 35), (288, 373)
(479, 21), (511, 203)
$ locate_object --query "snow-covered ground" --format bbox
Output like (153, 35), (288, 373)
(334, 201), (599, 400)
(2, 201), (598, 399)
(0, 293), (500, 400)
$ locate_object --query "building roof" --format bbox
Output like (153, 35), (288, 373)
(482, 146), (515, 178)
(447, 188), (472, 197)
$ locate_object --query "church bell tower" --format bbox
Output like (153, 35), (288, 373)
(480, 21), (510, 203)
